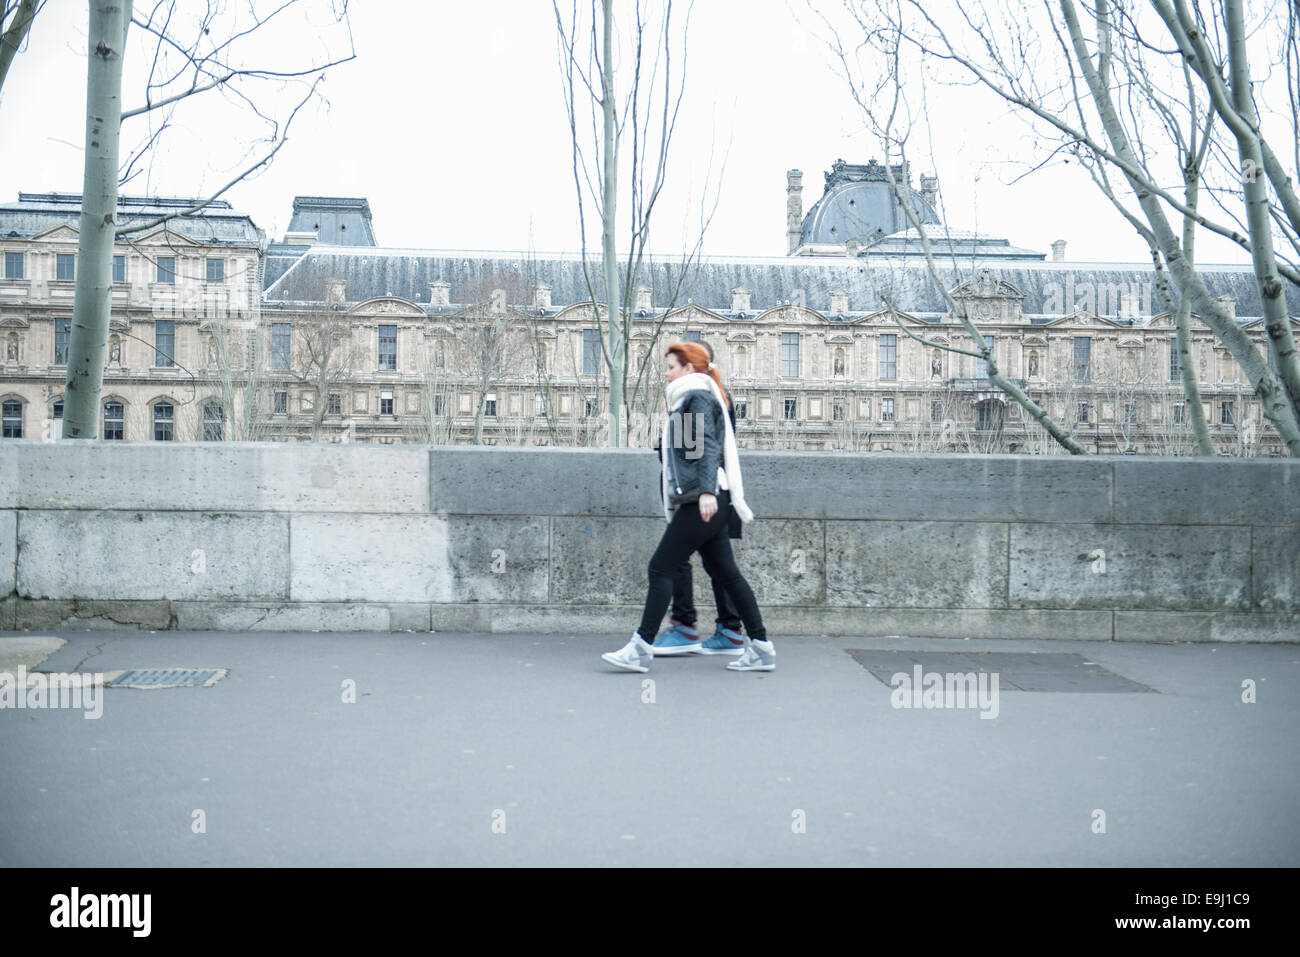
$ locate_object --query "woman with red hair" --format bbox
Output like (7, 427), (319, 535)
(602, 341), (774, 673)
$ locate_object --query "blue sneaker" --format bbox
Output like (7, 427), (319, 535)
(695, 624), (746, 655)
(650, 619), (702, 655)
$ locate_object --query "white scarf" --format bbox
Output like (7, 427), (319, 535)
(660, 372), (755, 525)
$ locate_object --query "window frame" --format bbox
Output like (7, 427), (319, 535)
(1073, 336), (1092, 381)
(153, 402), (174, 441)
(271, 323), (291, 371)
(2, 398), (23, 437)
(54, 316), (72, 365)
(154, 319), (175, 368)
(103, 401), (125, 440)
(975, 335), (994, 379)
(378, 324), (397, 371)
(203, 401), (224, 441)
(781, 332), (800, 378)
(879, 334), (897, 380)
(582, 329), (601, 376)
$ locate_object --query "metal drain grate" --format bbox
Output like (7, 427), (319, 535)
(846, 651), (1156, 693)
(107, 669), (222, 688)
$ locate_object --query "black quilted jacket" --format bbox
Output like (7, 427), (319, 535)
(655, 390), (741, 538)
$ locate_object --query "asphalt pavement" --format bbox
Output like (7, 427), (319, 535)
(1, 628), (1297, 866)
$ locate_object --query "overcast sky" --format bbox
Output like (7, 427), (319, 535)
(0, 0), (1258, 266)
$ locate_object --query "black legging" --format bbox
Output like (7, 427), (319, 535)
(670, 555), (742, 631)
(637, 490), (766, 642)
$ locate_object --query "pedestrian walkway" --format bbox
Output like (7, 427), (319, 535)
(1, 629), (1296, 866)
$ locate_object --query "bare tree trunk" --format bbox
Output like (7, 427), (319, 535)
(1222, 0), (1300, 419)
(1177, 156), (1213, 455)
(600, 0), (625, 447)
(63, 0), (130, 438)
(0, 0), (39, 96)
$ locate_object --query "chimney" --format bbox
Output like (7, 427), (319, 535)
(1051, 239), (1067, 262)
(786, 169), (803, 255)
(830, 289), (848, 314)
(636, 285), (652, 311)
(1216, 294), (1236, 320)
(731, 287), (751, 312)
(429, 281), (450, 307)
(1120, 291), (1140, 320)
(792, 288), (806, 308)
(920, 174), (939, 209)
(534, 283), (551, 310)
(325, 278), (346, 306)
(490, 288), (506, 314)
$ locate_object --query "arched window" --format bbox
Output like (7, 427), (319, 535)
(103, 400), (125, 440)
(2, 397), (24, 437)
(153, 401), (174, 441)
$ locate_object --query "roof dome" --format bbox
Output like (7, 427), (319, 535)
(799, 159), (940, 247)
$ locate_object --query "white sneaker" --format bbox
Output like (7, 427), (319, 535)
(726, 637), (775, 672)
(602, 633), (654, 673)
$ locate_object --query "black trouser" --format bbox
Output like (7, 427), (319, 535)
(638, 490), (765, 642)
(669, 551), (742, 632)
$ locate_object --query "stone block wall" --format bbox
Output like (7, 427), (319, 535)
(1, 442), (1295, 641)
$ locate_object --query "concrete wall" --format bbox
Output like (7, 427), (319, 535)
(1, 441), (1296, 642)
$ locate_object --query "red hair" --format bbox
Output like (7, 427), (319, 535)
(666, 341), (730, 410)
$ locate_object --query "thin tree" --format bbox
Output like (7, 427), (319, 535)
(0, 0), (41, 97)
(553, 0), (725, 447)
(61, 0), (354, 439)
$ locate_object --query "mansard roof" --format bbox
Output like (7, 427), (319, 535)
(869, 225), (1045, 261)
(262, 245), (1298, 321)
(286, 196), (377, 246)
(0, 192), (261, 245)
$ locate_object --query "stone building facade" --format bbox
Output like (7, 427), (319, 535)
(254, 178), (1296, 456)
(257, 248), (1293, 456)
(2, 176), (1297, 456)
(0, 192), (262, 441)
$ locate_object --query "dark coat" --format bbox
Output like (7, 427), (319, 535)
(655, 389), (742, 539)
